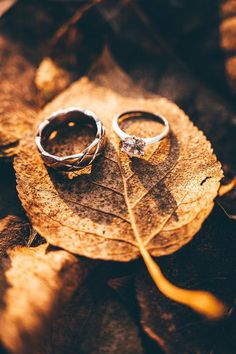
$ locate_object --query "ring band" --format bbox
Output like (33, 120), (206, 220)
(112, 110), (169, 157)
(35, 108), (106, 172)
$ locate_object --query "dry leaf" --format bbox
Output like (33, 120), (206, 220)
(135, 207), (236, 354)
(14, 48), (222, 262)
(0, 243), (91, 354)
(0, 34), (38, 157)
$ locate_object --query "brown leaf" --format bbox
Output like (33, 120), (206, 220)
(14, 48), (223, 262)
(135, 206), (236, 354)
(0, 243), (91, 354)
(0, 34), (39, 157)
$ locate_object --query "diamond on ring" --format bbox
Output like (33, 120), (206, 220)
(121, 136), (146, 157)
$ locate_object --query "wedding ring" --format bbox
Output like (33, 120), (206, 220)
(35, 107), (106, 172)
(112, 110), (170, 157)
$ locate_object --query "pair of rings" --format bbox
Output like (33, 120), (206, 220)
(35, 108), (170, 172)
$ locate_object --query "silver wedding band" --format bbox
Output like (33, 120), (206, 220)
(35, 108), (106, 172)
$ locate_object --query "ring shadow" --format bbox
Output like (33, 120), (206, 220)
(129, 130), (180, 222)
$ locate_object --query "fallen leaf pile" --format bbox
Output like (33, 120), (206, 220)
(0, 1), (235, 354)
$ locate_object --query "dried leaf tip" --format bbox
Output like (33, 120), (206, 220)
(139, 245), (228, 320)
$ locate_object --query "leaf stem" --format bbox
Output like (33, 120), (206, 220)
(139, 244), (228, 320)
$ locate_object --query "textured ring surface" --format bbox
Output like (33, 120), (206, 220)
(35, 108), (106, 172)
(112, 110), (169, 157)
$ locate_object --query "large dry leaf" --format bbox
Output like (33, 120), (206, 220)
(0, 243), (91, 354)
(14, 49), (223, 261)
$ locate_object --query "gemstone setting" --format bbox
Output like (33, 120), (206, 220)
(121, 136), (146, 157)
